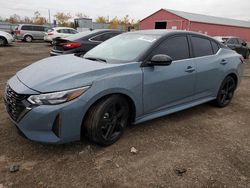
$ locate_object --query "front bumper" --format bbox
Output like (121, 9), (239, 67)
(4, 76), (87, 144)
(7, 37), (14, 44)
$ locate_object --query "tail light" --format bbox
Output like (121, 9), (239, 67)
(62, 42), (81, 49)
(15, 30), (21, 35)
(48, 32), (54, 36)
(240, 56), (245, 64)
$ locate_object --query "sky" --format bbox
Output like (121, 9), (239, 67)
(0, 0), (250, 22)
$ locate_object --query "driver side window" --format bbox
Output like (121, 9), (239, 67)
(150, 35), (190, 61)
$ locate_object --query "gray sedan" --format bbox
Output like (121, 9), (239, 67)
(4, 30), (244, 146)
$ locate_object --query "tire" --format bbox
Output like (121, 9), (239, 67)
(214, 76), (236, 108)
(244, 51), (249, 59)
(24, 35), (33, 42)
(84, 95), (130, 146)
(0, 37), (7, 46)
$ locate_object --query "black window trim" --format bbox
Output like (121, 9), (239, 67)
(89, 32), (119, 43)
(142, 34), (192, 66)
(188, 34), (221, 59)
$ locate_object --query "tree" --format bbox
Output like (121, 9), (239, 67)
(121, 15), (130, 30)
(109, 17), (119, 29)
(6, 14), (21, 24)
(33, 11), (47, 25)
(95, 16), (108, 23)
(75, 13), (89, 18)
(130, 19), (140, 30)
(24, 16), (33, 24)
(54, 12), (72, 26)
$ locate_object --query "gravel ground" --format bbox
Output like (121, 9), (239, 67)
(0, 42), (250, 188)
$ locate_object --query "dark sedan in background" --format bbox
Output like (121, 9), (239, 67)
(214, 36), (250, 59)
(50, 29), (123, 56)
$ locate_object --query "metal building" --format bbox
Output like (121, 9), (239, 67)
(140, 9), (250, 41)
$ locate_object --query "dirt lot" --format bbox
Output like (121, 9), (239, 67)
(0, 42), (250, 188)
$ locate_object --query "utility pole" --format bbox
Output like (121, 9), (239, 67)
(48, 9), (51, 25)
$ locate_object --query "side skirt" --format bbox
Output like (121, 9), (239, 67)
(135, 97), (215, 124)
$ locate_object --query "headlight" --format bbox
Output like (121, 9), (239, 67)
(27, 86), (90, 105)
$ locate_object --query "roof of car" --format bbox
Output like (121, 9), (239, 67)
(53, 27), (76, 30)
(129, 29), (211, 37)
(18, 24), (50, 27)
(214, 36), (240, 39)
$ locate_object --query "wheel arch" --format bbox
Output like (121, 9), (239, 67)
(226, 72), (238, 88)
(80, 91), (137, 137)
(0, 36), (7, 45)
(23, 34), (34, 40)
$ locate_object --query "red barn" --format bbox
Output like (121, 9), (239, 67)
(140, 9), (250, 42)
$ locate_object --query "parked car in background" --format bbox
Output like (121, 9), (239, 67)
(4, 30), (244, 146)
(44, 27), (78, 43)
(0, 31), (14, 46)
(214, 36), (250, 59)
(50, 29), (123, 56)
(15, 24), (51, 42)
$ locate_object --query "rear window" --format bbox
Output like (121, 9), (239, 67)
(211, 41), (220, 54)
(65, 30), (101, 41)
(21, 25), (33, 30)
(21, 25), (48, 31)
(191, 36), (213, 57)
(33, 26), (44, 31)
(69, 29), (78, 34)
(91, 32), (121, 42)
(227, 38), (239, 44)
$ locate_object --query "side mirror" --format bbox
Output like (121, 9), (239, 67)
(148, 54), (173, 66)
(242, 42), (247, 46)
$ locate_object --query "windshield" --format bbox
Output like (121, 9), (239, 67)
(84, 33), (160, 63)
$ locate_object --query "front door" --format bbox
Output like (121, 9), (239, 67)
(143, 35), (196, 114)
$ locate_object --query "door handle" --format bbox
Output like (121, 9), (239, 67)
(220, 59), (228, 65)
(185, 66), (195, 73)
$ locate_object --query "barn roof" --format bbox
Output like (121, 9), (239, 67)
(165, 9), (250, 28)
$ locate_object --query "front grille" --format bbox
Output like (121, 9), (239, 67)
(4, 85), (29, 122)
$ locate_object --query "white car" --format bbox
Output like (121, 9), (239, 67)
(44, 27), (78, 43)
(0, 31), (14, 46)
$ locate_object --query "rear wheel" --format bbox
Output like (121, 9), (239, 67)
(214, 76), (236, 107)
(244, 50), (249, 59)
(24, 35), (33, 42)
(0, 37), (7, 46)
(84, 95), (130, 146)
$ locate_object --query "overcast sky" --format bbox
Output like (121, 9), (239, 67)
(0, 0), (250, 22)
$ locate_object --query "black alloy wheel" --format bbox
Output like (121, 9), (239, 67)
(215, 76), (236, 107)
(84, 95), (130, 146)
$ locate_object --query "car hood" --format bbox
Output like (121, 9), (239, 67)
(16, 55), (122, 93)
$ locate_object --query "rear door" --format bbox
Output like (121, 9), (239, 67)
(142, 35), (196, 114)
(189, 35), (222, 99)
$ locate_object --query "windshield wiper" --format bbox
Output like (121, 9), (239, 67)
(84, 57), (107, 63)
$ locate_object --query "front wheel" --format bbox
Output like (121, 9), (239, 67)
(0, 37), (7, 46)
(84, 95), (130, 146)
(24, 35), (33, 42)
(214, 76), (236, 107)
